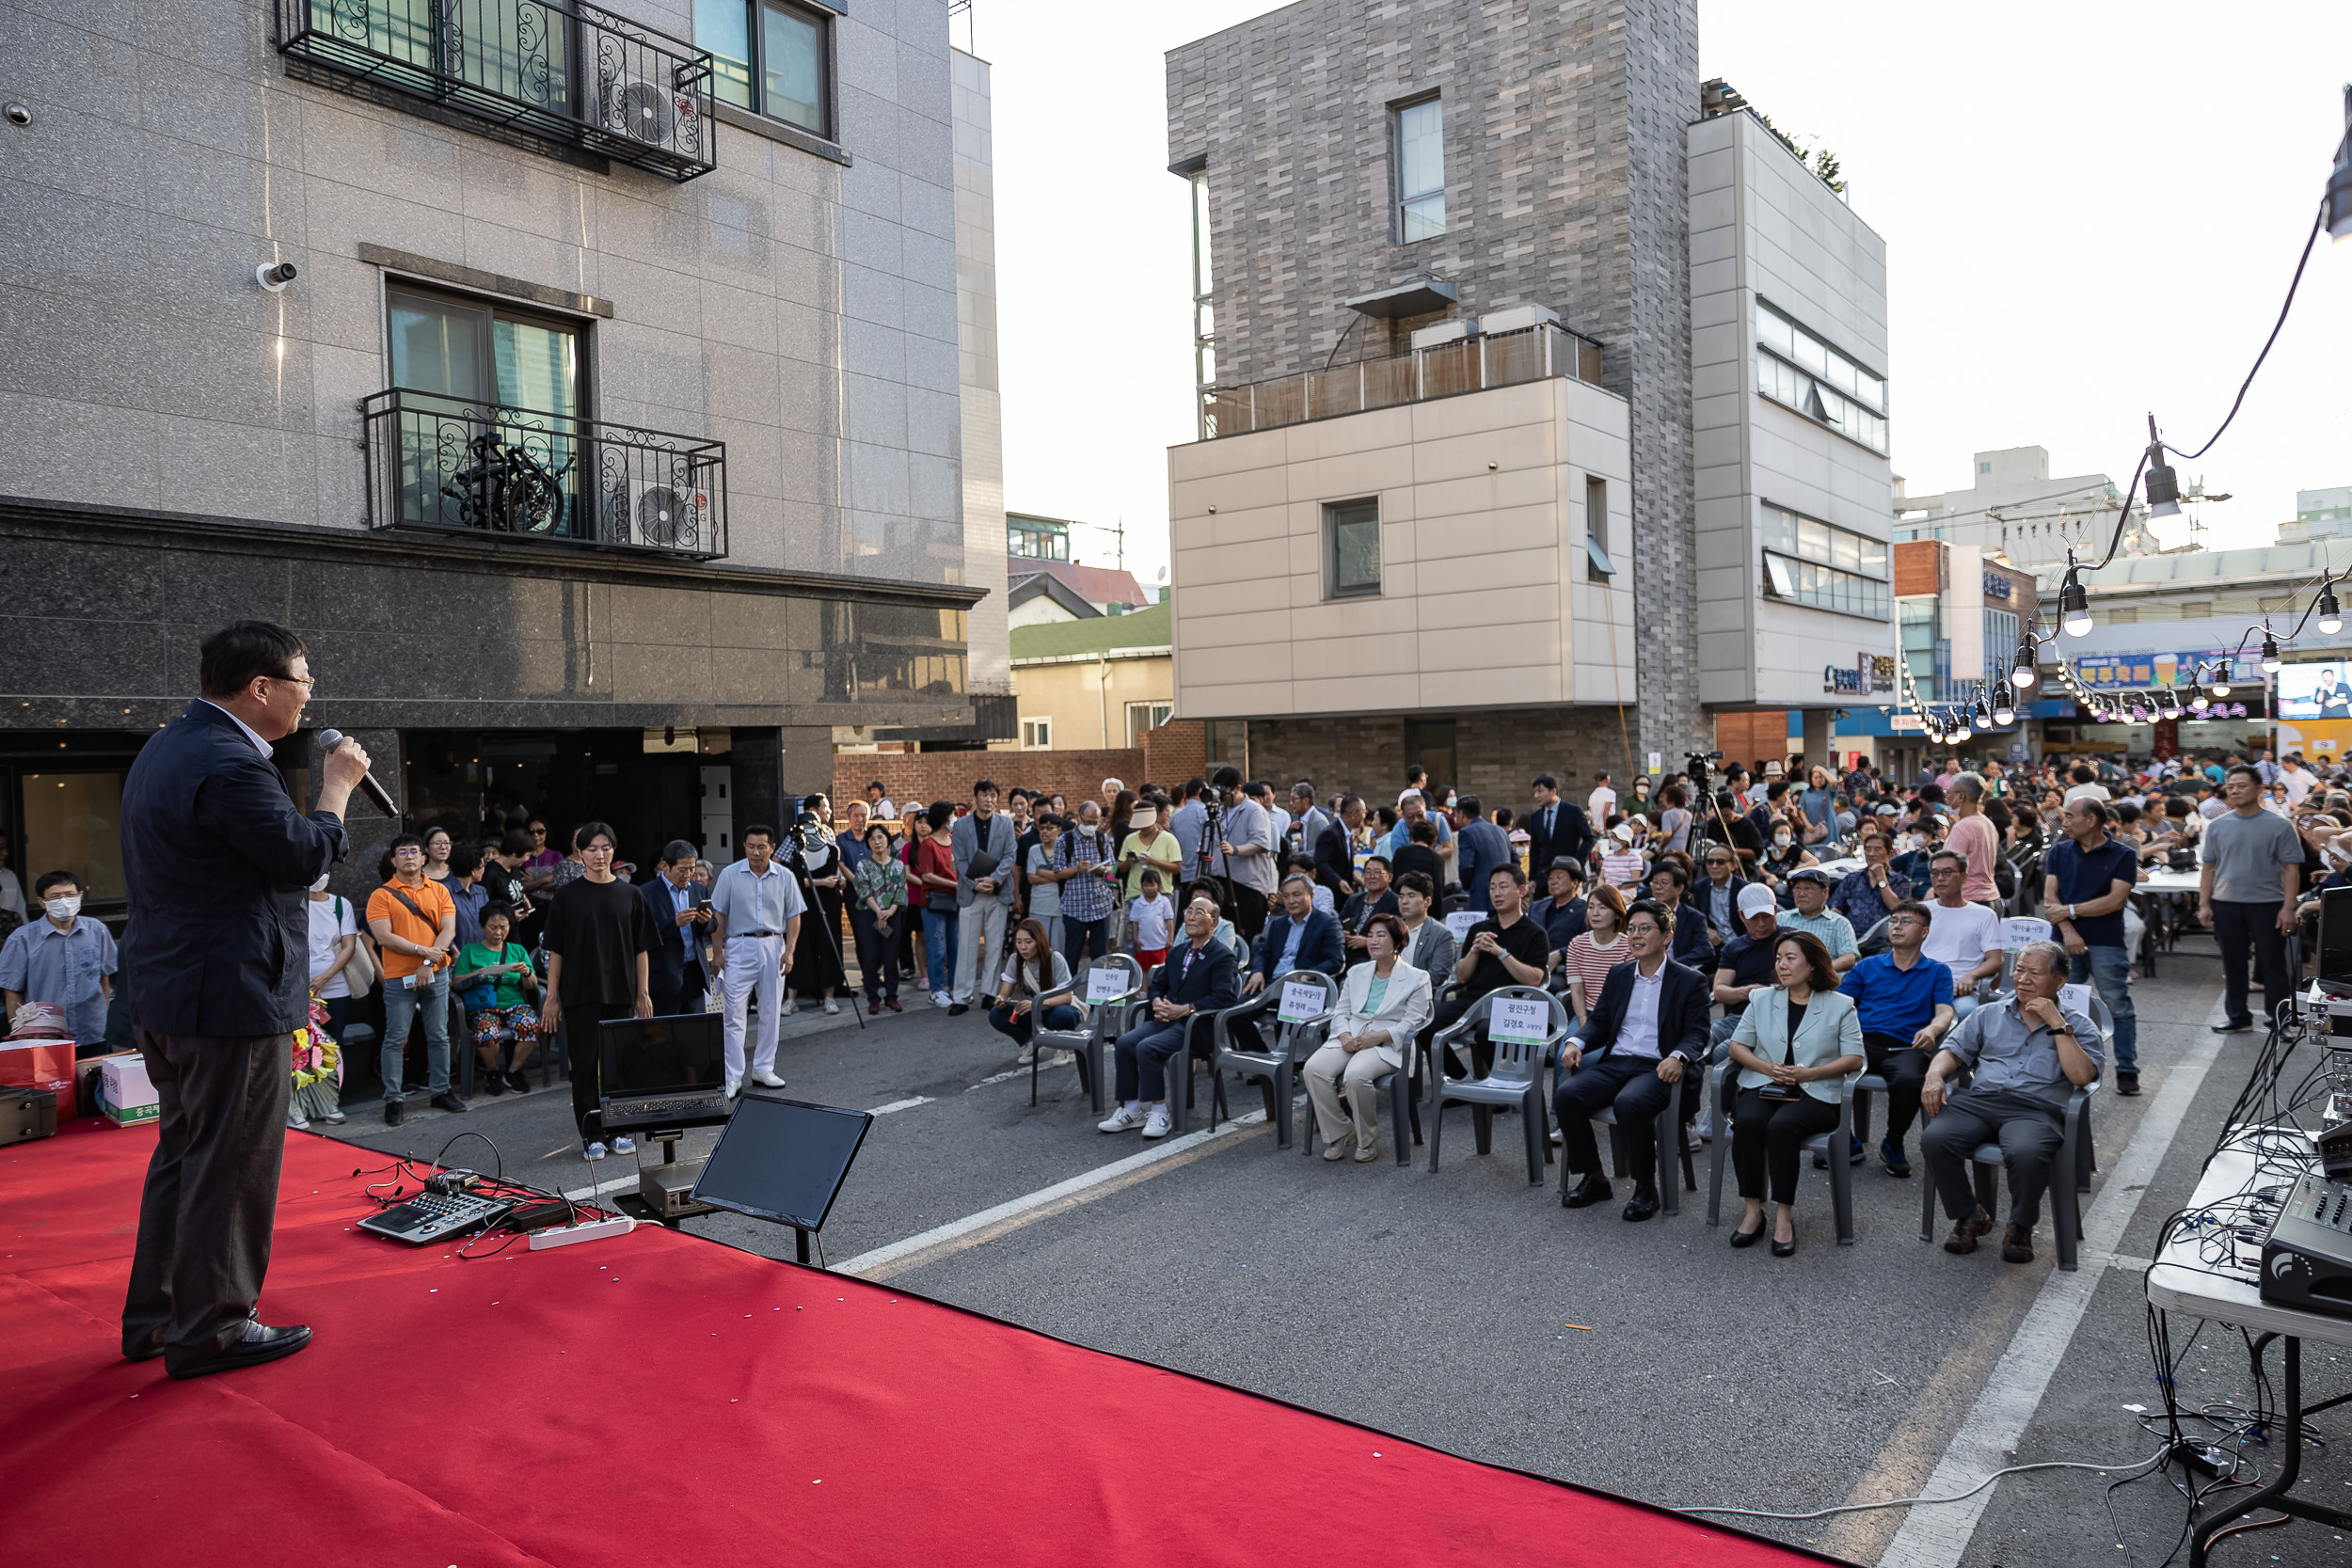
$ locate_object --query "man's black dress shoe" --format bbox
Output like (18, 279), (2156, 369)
(2116, 1071), (2141, 1097)
(385, 1098), (404, 1126)
(1560, 1175), (1613, 1209)
(430, 1091), (469, 1114)
(165, 1323), (312, 1380)
(2211, 1019), (2255, 1034)
(1621, 1186), (1660, 1222)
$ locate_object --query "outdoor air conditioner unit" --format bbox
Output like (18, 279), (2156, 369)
(607, 475), (710, 550)
(597, 71), (700, 154)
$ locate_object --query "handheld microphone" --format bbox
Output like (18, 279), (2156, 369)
(316, 728), (398, 817)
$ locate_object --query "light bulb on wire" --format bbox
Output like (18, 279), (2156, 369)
(2011, 641), (2039, 689)
(1992, 687), (2017, 726)
(2059, 567), (2092, 637)
(2318, 583), (2343, 637)
(2261, 632), (2282, 674)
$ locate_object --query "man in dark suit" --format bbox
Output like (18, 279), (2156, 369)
(1311, 794), (1365, 904)
(119, 622), (363, 1378)
(1097, 888), (1240, 1140)
(641, 838), (713, 1016)
(1229, 873), (1344, 1055)
(1554, 898), (1710, 1222)
(1525, 773), (1593, 878)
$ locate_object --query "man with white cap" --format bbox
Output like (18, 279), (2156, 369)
(1708, 882), (1786, 1053)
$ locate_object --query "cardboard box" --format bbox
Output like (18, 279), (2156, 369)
(102, 1054), (158, 1127)
(75, 1050), (141, 1122)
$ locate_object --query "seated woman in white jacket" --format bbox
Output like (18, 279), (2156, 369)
(1303, 913), (1433, 1163)
(1724, 929), (1865, 1256)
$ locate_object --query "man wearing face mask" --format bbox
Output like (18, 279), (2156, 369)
(119, 621), (363, 1381)
(2, 870), (119, 1046)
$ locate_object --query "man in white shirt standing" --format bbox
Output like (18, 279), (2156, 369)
(2061, 764), (2111, 807)
(1919, 850), (2005, 1021)
(2280, 753), (2316, 807)
(1587, 771), (1617, 825)
(709, 825), (803, 1096)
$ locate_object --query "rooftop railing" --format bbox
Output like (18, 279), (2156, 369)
(1200, 322), (1605, 439)
(276, 0), (717, 182)
(361, 388), (727, 561)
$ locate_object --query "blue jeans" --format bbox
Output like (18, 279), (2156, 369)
(1113, 1020), (1191, 1103)
(2069, 943), (2137, 1073)
(380, 965), (451, 1101)
(921, 906), (959, 994)
(989, 1001), (1082, 1046)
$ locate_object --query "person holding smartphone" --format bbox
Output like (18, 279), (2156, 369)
(454, 904), (541, 1094)
(642, 839), (714, 1017)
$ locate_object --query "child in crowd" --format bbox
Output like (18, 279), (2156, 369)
(1126, 869), (1174, 971)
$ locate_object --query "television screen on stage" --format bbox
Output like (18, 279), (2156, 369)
(2277, 662), (2352, 721)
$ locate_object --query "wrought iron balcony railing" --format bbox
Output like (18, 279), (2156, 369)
(361, 388), (727, 561)
(1200, 321), (1606, 439)
(276, 0), (717, 182)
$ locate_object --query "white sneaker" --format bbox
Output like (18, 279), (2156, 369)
(752, 1069), (787, 1088)
(611, 1135), (636, 1155)
(1097, 1104), (1145, 1133)
(725, 1077), (744, 1099)
(287, 1114), (310, 1131)
(931, 990), (953, 1009)
(823, 999), (840, 1015)
(584, 1141), (608, 1160)
(1042, 1049), (1076, 1067)
(1016, 1044), (1036, 1065)
(1141, 1107), (1172, 1139)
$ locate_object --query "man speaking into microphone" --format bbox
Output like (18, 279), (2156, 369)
(119, 621), (368, 1378)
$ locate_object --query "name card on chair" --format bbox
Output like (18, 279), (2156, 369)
(1086, 967), (1128, 1004)
(2058, 982), (2094, 1019)
(1277, 979), (1326, 1024)
(2001, 917), (2053, 949)
(1444, 911), (1483, 944)
(1490, 996), (1550, 1046)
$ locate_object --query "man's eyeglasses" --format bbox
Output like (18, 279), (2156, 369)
(269, 672), (314, 693)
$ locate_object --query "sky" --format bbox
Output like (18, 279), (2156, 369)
(970, 2), (2352, 587)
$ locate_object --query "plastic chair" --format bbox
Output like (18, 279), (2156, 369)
(1039, 954), (1143, 1112)
(1428, 987), (1565, 1185)
(1561, 1043), (1696, 1216)
(1705, 1060), (1858, 1244)
(1915, 992), (2108, 1270)
(1210, 969), (1340, 1148)
(1297, 1031), (1425, 1166)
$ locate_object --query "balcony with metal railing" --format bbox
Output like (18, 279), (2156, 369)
(1199, 321), (1605, 440)
(275, 0), (717, 182)
(361, 388), (727, 561)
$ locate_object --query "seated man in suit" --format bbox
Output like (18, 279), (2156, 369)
(1920, 940), (2102, 1266)
(1340, 855), (1400, 956)
(1554, 898), (1711, 1223)
(1098, 888), (1241, 1141)
(1530, 856), (1589, 974)
(1645, 862), (1713, 969)
(641, 839), (714, 1017)
(1229, 873), (1345, 1054)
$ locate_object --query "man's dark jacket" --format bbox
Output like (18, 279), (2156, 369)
(120, 701), (346, 1036)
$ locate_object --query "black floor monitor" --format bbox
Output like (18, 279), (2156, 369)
(2319, 886), (2352, 993)
(691, 1094), (873, 1233)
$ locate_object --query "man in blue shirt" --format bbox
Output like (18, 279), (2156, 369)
(2044, 796), (2141, 1094)
(1, 869), (118, 1045)
(1828, 830), (1911, 939)
(1384, 789), (1454, 863)
(1228, 873), (1343, 1056)
(1836, 900), (1956, 1178)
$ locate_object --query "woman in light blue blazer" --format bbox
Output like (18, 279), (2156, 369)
(1725, 929), (1864, 1256)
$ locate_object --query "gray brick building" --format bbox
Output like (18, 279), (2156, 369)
(1163, 2), (1894, 802)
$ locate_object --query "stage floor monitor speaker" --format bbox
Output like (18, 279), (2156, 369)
(691, 1094), (873, 1261)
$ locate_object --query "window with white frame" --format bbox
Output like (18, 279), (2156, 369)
(1126, 702), (1173, 749)
(1393, 98), (1445, 242)
(1753, 300), (1887, 454)
(1021, 718), (1052, 751)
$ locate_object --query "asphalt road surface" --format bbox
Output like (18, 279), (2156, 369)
(316, 970), (2351, 1566)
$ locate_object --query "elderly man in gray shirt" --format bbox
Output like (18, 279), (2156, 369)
(2198, 761), (2303, 1034)
(1920, 940), (2103, 1265)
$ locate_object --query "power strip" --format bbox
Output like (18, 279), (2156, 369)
(528, 1216), (635, 1251)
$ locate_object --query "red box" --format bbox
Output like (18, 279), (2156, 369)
(0, 1041), (76, 1122)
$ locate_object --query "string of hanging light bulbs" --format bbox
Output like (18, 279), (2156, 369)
(1894, 104), (2348, 753)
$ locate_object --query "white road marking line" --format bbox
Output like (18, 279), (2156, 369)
(834, 1110), (1270, 1276)
(965, 1067), (1027, 1090)
(1876, 1002), (2228, 1568)
(865, 1096), (933, 1117)
(561, 1173), (642, 1200)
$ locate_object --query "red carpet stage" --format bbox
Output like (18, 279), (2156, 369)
(2, 1120), (1834, 1566)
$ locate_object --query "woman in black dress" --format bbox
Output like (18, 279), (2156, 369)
(786, 807), (848, 1013)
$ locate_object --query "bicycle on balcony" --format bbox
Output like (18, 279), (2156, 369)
(440, 427), (575, 535)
